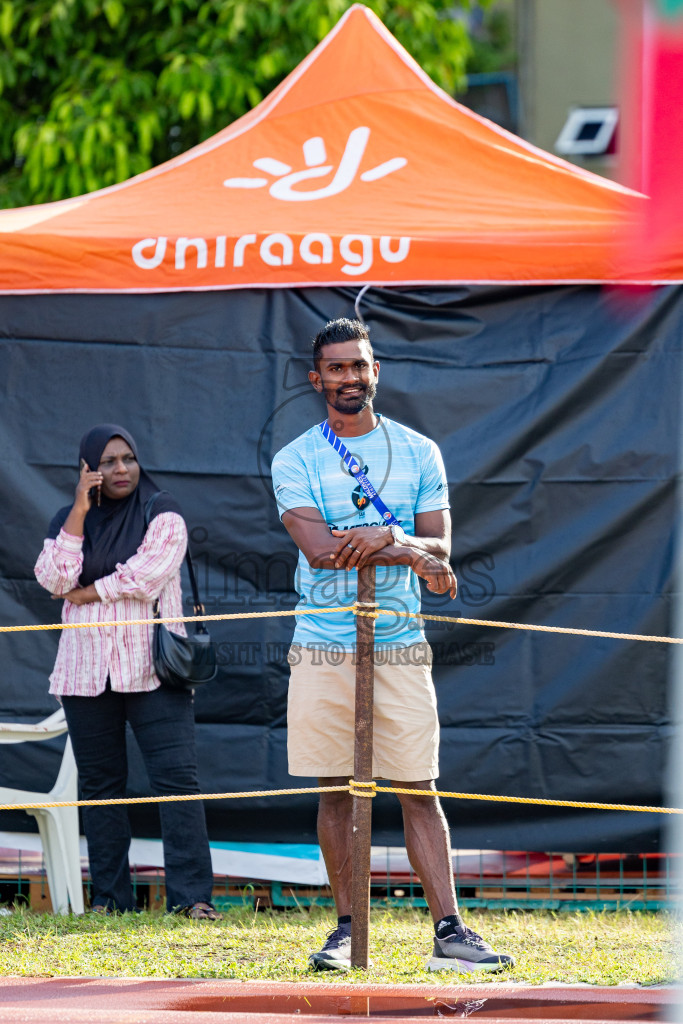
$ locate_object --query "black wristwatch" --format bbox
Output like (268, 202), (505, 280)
(390, 523), (407, 546)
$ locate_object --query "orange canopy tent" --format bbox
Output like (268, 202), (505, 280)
(0, 4), (657, 293)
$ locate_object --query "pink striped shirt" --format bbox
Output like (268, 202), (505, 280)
(34, 512), (188, 698)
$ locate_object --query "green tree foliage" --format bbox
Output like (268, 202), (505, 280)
(467, 2), (515, 75)
(0, 0), (496, 208)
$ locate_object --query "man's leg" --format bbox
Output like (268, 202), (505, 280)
(394, 779), (457, 922)
(395, 777), (514, 973)
(287, 645), (358, 970)
(317, 776), (353, 916)
(309, 776), (354, 970)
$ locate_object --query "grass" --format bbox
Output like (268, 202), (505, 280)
(0, 906), (678, 985)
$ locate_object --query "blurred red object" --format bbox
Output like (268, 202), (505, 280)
(616, 0), (683, 280)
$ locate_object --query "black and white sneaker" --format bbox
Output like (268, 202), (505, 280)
(427, 924), (514, 973)
(309, 921), (352, 971)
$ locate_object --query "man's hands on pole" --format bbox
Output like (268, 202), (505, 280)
(281, 508), (457, 598)
(329, 525), (392, 569)
(330, 526), (457, 598)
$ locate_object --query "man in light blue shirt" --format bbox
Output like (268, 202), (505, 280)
(272, 318), (513, 975)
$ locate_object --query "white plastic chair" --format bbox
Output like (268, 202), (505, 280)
(0, 708), (84, 913)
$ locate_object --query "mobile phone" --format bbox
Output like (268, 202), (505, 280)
(80, 458), (100, 503)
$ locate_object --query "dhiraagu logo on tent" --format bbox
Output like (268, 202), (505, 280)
(130, 126), (411, 279)
(223, 127), (406, 201)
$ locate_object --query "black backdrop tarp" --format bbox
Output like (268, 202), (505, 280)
(0, 283), (678, 852)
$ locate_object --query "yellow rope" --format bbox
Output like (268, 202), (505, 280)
(348, 779), (378, 798)
(373, 787), (678, 814)
(1, 783), (679, 815)
(0, 785), (350, 813)
(355, 601), (380, 621)
(4, 603), (682, 644)
(357, 607), (683, 644)
(0, 606), (356, 633)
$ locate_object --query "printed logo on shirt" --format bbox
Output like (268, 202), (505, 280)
(351, 464), (370, 516)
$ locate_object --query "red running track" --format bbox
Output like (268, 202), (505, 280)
(0, 978), (677, 1023)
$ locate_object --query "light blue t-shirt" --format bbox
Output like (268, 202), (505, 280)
(271, 415), (450, 649)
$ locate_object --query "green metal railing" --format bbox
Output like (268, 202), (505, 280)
(0, 850), (675, 912)
(251, 852), (676, 913)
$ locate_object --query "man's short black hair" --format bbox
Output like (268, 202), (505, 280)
(312, 318), (373, 368)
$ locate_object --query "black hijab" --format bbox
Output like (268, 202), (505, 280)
(48, 424), (182, 587)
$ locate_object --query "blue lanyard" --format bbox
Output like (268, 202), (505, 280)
(319, 420), (400, 526)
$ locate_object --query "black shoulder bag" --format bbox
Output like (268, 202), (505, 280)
(144, 493), (218, 692)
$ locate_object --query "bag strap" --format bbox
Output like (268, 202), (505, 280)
(144, 492), (204, 615)
(318, 420), (400, 526)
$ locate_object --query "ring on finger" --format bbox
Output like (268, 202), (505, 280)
(346, 543), (356, 550)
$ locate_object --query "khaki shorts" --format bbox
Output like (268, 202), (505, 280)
(287, 642), (439, 782)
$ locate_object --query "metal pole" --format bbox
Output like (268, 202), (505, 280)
(350, 565), (376, 971)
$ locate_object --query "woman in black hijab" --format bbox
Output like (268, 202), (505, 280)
(35, 425), (218, 918)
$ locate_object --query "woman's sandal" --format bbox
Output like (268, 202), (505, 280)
(185, 902), (222, 920)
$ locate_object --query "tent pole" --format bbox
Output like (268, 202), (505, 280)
(351, 565), (376, 971)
